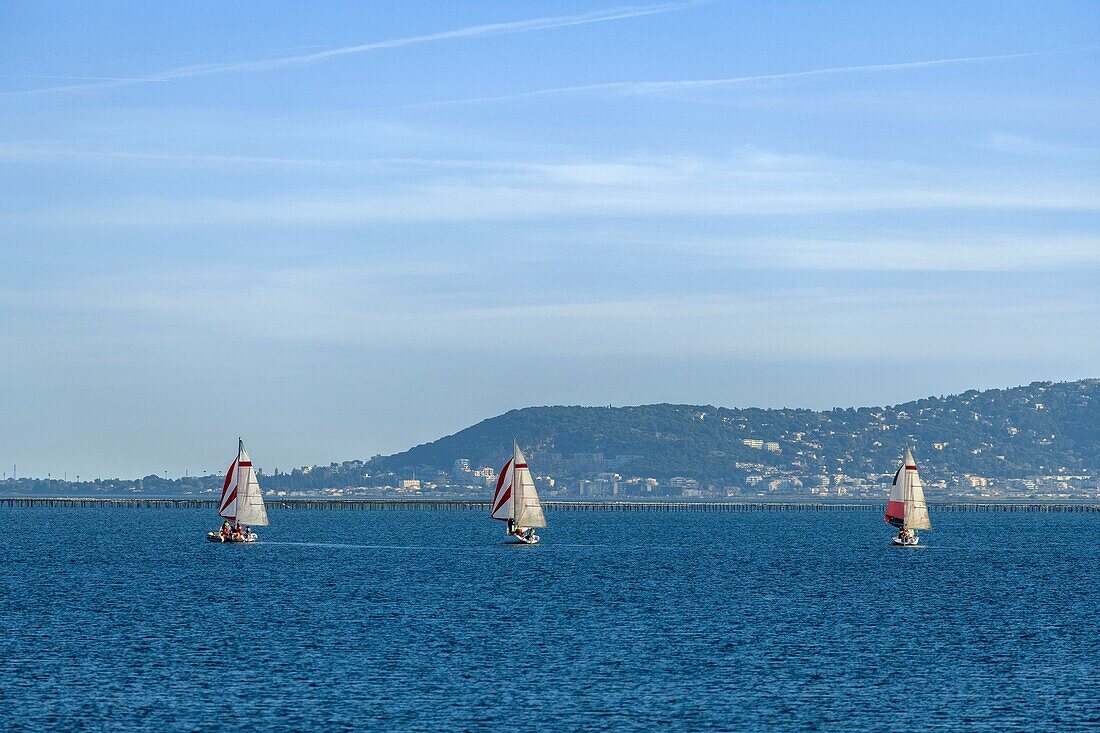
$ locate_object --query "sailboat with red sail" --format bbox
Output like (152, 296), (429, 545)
(885, 447), (931, 546)
(489, 440), (547, 544)
(206, 439), (269, 543)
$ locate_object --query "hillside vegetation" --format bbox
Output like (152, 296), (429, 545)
(374, 380), (1100, 482)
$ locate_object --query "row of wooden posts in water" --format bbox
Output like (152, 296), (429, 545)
(2, 497), (1098, 512)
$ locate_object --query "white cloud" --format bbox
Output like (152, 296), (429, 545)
(666, 234), (1100, 271)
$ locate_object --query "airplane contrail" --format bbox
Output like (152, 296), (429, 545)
(405, 51), (1055, 107)
(3, 1), (713, 97)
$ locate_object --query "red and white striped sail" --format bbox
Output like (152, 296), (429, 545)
(217, 440), (269, 526)
(885, 447), (931, 530)
(490, 457), (515, 521)
(489, 442), (546, 528)
(218, 455), (240, 520)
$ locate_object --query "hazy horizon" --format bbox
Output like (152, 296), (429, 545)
(4, 375), (1097, 481)
(2, 1), (1098, 477)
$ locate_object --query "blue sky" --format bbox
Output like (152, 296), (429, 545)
(1, 1), (1098, 478)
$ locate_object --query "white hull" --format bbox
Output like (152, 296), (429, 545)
(892, 535), (920, 547)
(206, 531), (258, 543)
(510, 532), (540, 545)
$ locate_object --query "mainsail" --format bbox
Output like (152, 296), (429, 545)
(217, 439), (269, 526)
(885, 447), (931, 531)
(489, 442), (546, 528)
(513, 444), (546, 528)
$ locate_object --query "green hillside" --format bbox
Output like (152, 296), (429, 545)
(374, 379), (1100, 482)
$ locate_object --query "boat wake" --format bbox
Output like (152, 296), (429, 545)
(263, 541), (455, 551)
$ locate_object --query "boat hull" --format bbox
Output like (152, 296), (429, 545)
(206, 531), (258, 543)
(510, 532), (540, 545)
(892, 535), (920, 547)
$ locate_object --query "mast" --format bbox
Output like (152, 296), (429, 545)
(236, 437), (245, 520)
(511, 439), (520, 525)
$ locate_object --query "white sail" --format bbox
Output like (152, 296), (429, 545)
(513, 444), (546, 529)
(903, 448), (931, 530)
(489, 458), (515, 521)
(234, 443), (269, 526)
(886, 447), (931, 531)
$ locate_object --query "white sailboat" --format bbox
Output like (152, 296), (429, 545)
(885, 447), (931, 546)
(206, 439), (269, 543)
(489, 441), (547, 544)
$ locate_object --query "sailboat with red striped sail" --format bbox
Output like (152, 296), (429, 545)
(489, 440), (547, 544)
(885, 447), (931, 546)
(206, 439), (269, 543)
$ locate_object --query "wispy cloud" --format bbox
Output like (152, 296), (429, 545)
(0, 142), (364, 169)
(984, 132), (1097, 157)
(24, 151), (1097, 227)
(3, 1), (711, 96)
(667, 234), (1100, 272)
(408, 51), (1054, 107)
(0, 74), (170, 82)
(8, 265), (1098, 363)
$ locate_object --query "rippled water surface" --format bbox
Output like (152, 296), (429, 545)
(1, 507), (1098, 731)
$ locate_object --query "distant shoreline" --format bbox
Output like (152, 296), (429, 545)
(3, 497), (1098, 512)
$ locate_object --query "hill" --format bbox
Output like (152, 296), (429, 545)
(373, 379), (1100, 483)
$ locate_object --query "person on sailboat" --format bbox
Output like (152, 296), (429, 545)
(220, 519), (232, 541)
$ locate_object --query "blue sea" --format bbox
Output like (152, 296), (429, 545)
(1, 507), (1097, 732)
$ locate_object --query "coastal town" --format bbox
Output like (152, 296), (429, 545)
(5, 451), (1098, 502)
(246, 451), (1099, 503)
